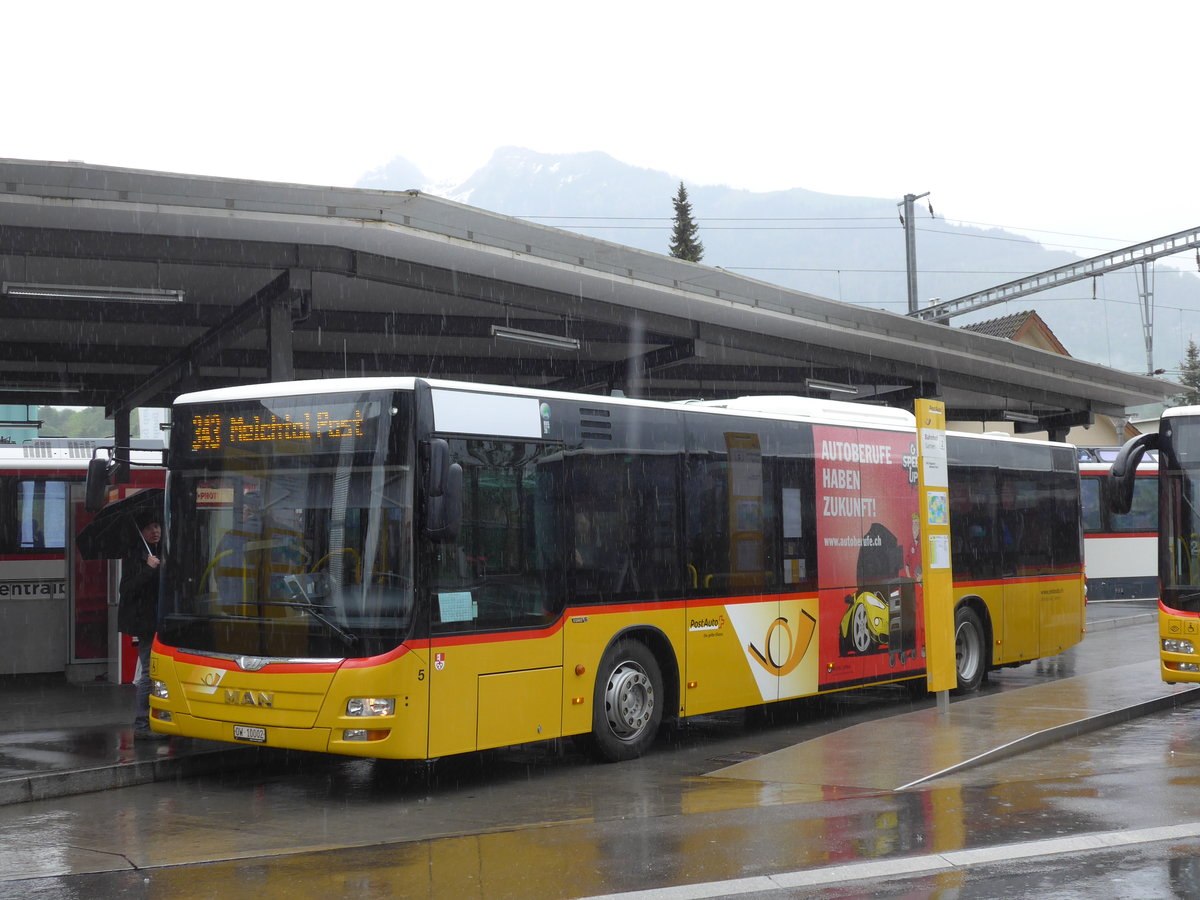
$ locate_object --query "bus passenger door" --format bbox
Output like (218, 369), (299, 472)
(425, 438), (566, 757)
(684, 432), (778, 714)
(684, 431), (821, 713)
(67, 485), (134, 682)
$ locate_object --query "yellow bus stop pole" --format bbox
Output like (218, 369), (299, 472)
(916, 399), (955, 714)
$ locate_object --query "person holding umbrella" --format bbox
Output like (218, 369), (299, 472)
(76, 487), (168, 738)
(119, 512), (167, 740)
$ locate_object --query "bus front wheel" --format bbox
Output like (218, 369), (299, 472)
(589, 640), (663, 762)
(953, 606), (987, 693)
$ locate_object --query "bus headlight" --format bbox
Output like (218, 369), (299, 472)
(151, 680), (170, 700)
(346, 697), (395, 717)
(1163, 639), (1195, 655)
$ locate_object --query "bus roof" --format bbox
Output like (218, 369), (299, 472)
(678, 395), (916, 428)
(173, 377), (421, 405)
(0, 437), (165, 468)
(1163, 406), (1200, 420)
(172, 378), (1103, 447)
(174, 377), (923, 432)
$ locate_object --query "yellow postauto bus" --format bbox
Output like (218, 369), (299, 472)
(1109, 409), (1200, 682)
(124, 378), (1084, 761)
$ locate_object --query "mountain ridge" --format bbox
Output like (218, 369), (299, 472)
(356, 147), (1198, 375)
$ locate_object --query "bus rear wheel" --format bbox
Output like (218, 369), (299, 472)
(953, 606), (987, 693)
(589, 640), (663, 762)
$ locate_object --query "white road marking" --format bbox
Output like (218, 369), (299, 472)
(576, 821), (1200, 899)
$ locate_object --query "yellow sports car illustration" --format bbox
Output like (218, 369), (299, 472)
(840, 589), (890, 654)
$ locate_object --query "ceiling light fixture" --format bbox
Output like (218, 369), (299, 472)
(2, 282), (185, 303)
(805, 378), (858, 395)
(0, 383), (85, 395)
(491, 324), (580, 351)
(1002, 410), (1040, 424)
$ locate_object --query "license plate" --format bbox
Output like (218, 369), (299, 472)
(233, 725), (267, 743)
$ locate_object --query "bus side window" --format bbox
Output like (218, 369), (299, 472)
(431, 439), (565, 633)
(572, 508), (628, 592)
(1080, 478), (1103, 533)
(12, 479), (68, 551)
(949, 468), (1002, 581)
(568, 453), (679, 600)
(1110, 478), (1156, 532)
(684, 459), (728, 594)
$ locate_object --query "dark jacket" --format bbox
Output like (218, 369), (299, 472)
(118, 546), (160, 639)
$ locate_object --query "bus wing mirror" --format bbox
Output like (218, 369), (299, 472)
(1106, 432), (1159, 515)
(426, 438), (449, 495)
(424, 464), (462, 542)
(84, 457), (112, 513)
(423, 439), (462, 542)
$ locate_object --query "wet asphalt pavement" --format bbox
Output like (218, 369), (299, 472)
(3, 600), (1198, 899)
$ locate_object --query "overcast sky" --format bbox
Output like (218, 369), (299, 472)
(7, 1), (1198, 260)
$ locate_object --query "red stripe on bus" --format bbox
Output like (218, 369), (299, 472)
(162, 644), (352, 675)
(162, 589), (837, 663)
(569, 592), (819, 616)
(427, 616), (569, 648)
(1161, 600), (1200, 619)
(341, 644), (411, 667)
(421, 592), (822, 649)
(954, 574), (1083, 589)
(0, 470), (86, 478)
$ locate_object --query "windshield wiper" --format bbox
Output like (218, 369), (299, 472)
(257, 599), (358, 648)
(264, 578), (359, 648)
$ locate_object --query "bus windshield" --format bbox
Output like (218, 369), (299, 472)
(160, 390), (415, 659)
(1161, 416), (1200, 612)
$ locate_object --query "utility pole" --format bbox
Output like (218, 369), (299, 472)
(899, 192), (930, 314)
(1137, 260), (1155, 376)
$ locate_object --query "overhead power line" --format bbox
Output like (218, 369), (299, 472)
(912, 227), (1200, 323)
(911, 225), (1200, 377)
(521, 217), (1150, 256)
(517, 214), (896, 222)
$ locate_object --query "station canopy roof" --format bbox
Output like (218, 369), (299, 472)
(0, 159), (1175, 436)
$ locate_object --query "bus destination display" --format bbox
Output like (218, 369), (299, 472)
(188, 406), (370, 454)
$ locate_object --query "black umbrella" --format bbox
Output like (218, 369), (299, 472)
(77, 489), (164, 560)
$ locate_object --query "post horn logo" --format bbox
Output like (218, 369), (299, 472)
(747, 610), (817, 676)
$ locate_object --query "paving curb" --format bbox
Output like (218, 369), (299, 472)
(0, 743), (259, 807)
(1084, 612), (1157, 632)
(890, 613), (1178, 789)
(895, 682), (1200, 789)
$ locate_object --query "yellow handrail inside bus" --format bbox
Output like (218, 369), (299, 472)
(199, 549), (234, 592)
(310, 547), (362, 582)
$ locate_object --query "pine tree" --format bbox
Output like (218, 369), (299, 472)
(668, 182), (704, 262)
(1177, 339), (1200, 406)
